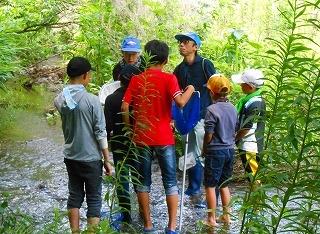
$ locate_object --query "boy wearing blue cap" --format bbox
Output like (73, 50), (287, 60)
(173, 32), (217, 203)
(112, 36), (146, 81)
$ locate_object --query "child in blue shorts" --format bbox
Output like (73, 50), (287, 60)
(201, 74), (239, 227)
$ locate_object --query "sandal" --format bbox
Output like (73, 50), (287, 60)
(143, 223), (155, 233)
(165, 227), (178, 234)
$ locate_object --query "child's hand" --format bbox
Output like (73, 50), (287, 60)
(103, 161), (112, 176)
(170, 120), (175, 132)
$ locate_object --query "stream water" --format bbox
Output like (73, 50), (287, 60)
(0, 106), (249, 233)
(0, 87), (280, 234)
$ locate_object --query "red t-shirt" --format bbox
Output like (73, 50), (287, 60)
(123, 69), (182, 146)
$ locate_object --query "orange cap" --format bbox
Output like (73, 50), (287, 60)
(207, 74), (230, 94)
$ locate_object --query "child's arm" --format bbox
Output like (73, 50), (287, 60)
(104, 98), (114, 140)
(121, 101), (132, 139)
(201, 132), (213, 157)
(121, 101), (130, 126)
(235, 129), (250, 141)
(174, 85), (195, 108)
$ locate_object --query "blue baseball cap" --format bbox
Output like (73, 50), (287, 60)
(121, 36), (141, 52)
(175, 32), (201, 47)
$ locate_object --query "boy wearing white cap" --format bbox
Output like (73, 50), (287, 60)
(231, 69), (266, 184)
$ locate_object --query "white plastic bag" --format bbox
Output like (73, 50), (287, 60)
(98, 81), (121, 105)
(178, 152), (196, 171)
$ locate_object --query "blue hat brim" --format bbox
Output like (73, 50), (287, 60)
(122, 48), (141, 52)
(175, 33), (201, 47)
(175, 34), (187, 42)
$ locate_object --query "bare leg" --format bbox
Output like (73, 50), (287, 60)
(203, 187), (218, 227)
(87, 217), (100, 233)
(218, 187), (231, 224)
(251, 179), (261, 191)
(251, 180), (262, 214)
(68, 208), (80, 234)
(166, 194), (178, 231)
(137, 191), (153, 230)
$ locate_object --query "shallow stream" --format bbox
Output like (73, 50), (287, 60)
(0, 87), (266, 234)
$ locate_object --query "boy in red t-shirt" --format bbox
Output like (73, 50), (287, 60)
(121, 39), (194, 234)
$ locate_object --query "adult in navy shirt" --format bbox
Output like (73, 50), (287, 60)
(173, 32), (216, 199)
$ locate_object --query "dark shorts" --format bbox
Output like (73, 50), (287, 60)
(203, 148), (235, 188)
(64, 158), (103, 218)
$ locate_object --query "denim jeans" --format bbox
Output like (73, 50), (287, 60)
(136, 145), (179, 195)
(203, 148), (235, 188)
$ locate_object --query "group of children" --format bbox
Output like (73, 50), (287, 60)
(54, 34), (266, 234)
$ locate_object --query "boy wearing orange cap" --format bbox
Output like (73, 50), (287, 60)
(201, 74), (238, 227)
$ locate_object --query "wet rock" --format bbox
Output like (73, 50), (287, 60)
(36, 183), (46, 190)
(20, 65), (66, 89)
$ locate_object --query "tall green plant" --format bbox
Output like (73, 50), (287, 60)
(237, 0), (320, 233)
(228, 28), (246, 74)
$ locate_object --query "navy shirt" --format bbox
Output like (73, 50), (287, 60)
(104, 86), (132, 157)
(173, 54), (216, 119)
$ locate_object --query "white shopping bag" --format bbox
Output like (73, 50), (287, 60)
(178, 152), (196, 171)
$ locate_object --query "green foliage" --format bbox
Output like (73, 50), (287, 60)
(75, 0), (116, 86)
(0, 83), (52, 109)
(0, 201), (36, 233)
(0, 0), (73, 88)
(0, 30), (23, 90)
(236, 0), (320, 233)
(0, 83), (57, 140)
(1, 0), (320, 233)
(46, 110), (59, 126)
(0, 200), (80, 234)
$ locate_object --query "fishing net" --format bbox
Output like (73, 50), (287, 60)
(172, 92), (200, 135)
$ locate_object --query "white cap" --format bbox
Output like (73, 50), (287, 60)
(231, 69), (264, 88)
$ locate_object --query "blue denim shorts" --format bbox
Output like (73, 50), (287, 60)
(136, 145), (179, 195)
(64, 158), (103, 218)
(203, 148), (235, 188)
